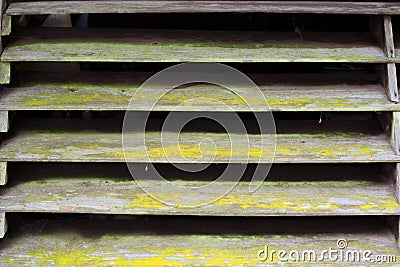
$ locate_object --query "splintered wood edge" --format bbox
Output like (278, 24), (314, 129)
(0, 212), (6, 238)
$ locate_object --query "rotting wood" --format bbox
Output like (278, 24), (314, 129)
(0, 72), (398, 112)
(1, 178), (399, 216)
(0, 119), (397, 163)
(1, 28), (388, 63)
(0, 217), (398, 266)
(6, 1), (400, 15)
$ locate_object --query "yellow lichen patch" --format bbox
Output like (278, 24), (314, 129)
(23, 244), (280, 266)
(124, 194), (166, 209)
(213, 194), (340, 212)
(23, 92), (131, 107)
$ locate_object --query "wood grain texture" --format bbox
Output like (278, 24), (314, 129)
(1, 178), (399, 215)
(390, 112), (400, 155)
(0, 213), (6, 238)
(0, 63), (10, 84)
(0, 217), (398, 266)
(378, 63), (398, 102)
(0, 111), (8, 132)
(383, 16), (395, 58)
(6, 1), (400, 15)
(1, 72), (398, 112)
(0, 119), (397, 163)
(1, 28), (388, 63)
(1, 15), (11, 36)
(0, 162), (7, 186)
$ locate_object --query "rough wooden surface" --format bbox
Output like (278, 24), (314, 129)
(0, 162), (7, 186)
(0, 111), (8, 132)
(0, 217), (398, 266)
(1, 177), (399, 215)
(0, 63), (10, 84)
(0, 213), (6, 238)
(383, 16), (395, 58)
(1, 72), (399, 112)
(1, 28), (388, 63)
(0, 119), (397, 163)
(381, 63), (399, 102)
(390, 112), (400, 155)
(1, 15), (11, 37)
(6, 1), (400, 15)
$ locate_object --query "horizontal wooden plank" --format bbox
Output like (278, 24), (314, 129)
(7, 1), (400, 15)
(1, 72), (398, 111)
(1, 28), (388, 63)
(0, 217), (399, 266)
(0, 119), (397, 163)
(1, 177), (399, 215)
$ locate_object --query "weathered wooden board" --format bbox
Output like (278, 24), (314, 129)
(1, 178), (399, 215)
(1, 72), (399, 111)
(0, 162), (7, 186)
(6, 1), (400, 15)
(0, 63), (10, 84)
(1, 28), (388, 63)
(1, 15), (11, 37)
(0, 213), (6, 238)
(0, 217), (398, 266)
(0, 119), (397, 163)
(380, 63), (399, 102)
(0, 111), (8, 132)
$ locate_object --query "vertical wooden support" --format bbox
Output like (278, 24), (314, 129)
(369, 15), (395, 57)
(0, 161), (7, 185)
(370, 16), (398, 102)
(0, 212), (6, 238)
(0, 0), (10, 85)
(1, 14), (10, 36)
(389, 112), (400, 155)
(379, 63), (399, 102)
(0, 110), (8, 132)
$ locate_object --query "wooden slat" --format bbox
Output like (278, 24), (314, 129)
(6, 1), (400, 15)
(0, 217), (398, 266)
(1, 28), (388, 63)
(0, 119), (397, 163)
(0, 213), (6, 238)
(1, 177), (399, 215)
(0, 72), (398, 112)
